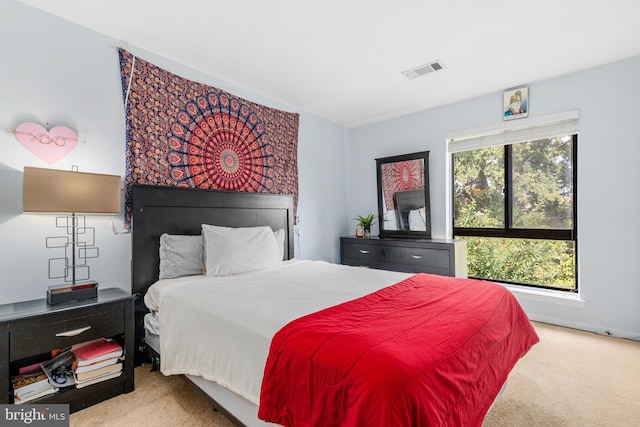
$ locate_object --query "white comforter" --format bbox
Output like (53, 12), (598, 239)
(144, 260), (410, 404)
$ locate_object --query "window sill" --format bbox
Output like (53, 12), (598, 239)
(503, 284), (585, 308)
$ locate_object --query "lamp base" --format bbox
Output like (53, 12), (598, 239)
(46, 281), (98, 305)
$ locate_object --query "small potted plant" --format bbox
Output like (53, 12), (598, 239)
(355, 213), (376, 238)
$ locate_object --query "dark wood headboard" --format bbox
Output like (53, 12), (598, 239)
(130, 184), (294, 361)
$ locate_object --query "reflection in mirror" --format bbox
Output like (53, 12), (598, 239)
(376, 151), (431, 239)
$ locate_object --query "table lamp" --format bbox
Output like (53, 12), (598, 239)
(22, 166), (121, 287)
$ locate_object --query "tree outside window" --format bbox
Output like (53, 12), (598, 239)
(452, 135), (577, 291)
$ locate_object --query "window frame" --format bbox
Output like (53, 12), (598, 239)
(451, 134), (578, 292)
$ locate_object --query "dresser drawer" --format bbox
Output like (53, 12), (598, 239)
(389, 246), (451, 272)
(342, 242), (387, 262)
(340, 236), (466, 278)
(10, 304), (124, 361)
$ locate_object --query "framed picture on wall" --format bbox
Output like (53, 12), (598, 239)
(503, 86), (529, 120)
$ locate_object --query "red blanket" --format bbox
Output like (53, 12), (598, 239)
(258, 273), (539, 426)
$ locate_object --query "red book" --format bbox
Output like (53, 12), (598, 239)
(71, 338), (122, 364)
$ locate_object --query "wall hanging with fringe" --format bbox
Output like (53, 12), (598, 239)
(118, 48), (299, 228)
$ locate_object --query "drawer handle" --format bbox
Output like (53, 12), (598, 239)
(359, 250), (371, 254)
(410, 255), (424, 259)
(55, 326), (91, 337)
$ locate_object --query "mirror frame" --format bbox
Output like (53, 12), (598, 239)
(376, 150), (431, 239)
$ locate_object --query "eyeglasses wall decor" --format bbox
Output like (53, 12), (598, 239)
(5, 122), (85, 164)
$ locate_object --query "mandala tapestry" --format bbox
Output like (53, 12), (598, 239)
(118, 48), (299, 228)
(381, 159), (424, 210)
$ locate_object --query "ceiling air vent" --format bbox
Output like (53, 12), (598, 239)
(401, 60), (444, 80)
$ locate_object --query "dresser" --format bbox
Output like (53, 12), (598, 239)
(340, 236), (467, 277)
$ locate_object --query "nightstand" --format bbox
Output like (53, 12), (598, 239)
(0, 288), (134, 412)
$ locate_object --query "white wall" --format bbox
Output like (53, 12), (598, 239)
(347, 56), (640, 339)
(0, 1), (349, 304)
(3, 1), (638, 340)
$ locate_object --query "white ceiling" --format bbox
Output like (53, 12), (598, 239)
(18, 0), (640, 127)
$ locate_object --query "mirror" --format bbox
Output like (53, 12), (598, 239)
(376, 151), (431, 239)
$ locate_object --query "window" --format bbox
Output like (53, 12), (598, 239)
(448, 111), (578, 292)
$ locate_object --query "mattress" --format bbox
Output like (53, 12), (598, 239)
(144, 259), (411, 404)
(143, 313), (160, 354)
(143, 260), (536, 426)
(145, 313), (275, 426)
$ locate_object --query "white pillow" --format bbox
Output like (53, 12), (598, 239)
(273, 228), (286, 260)
(202, 224), (282, 276)
(159, 234), (204, 280)
(408, 207), (427, 231)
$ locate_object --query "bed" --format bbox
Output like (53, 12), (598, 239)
(131, 184), (539, 427)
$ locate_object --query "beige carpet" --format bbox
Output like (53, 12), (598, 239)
(70, 322), (640, 426)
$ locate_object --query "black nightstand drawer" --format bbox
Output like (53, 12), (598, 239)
(389, 246), (451, 271)
(10, 304), (124, 360)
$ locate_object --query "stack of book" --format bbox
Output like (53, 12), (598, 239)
(71, 338), (124, 388)
(11, 365), (58, 404)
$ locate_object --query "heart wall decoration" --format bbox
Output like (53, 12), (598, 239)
(10, 122), (80, 164)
